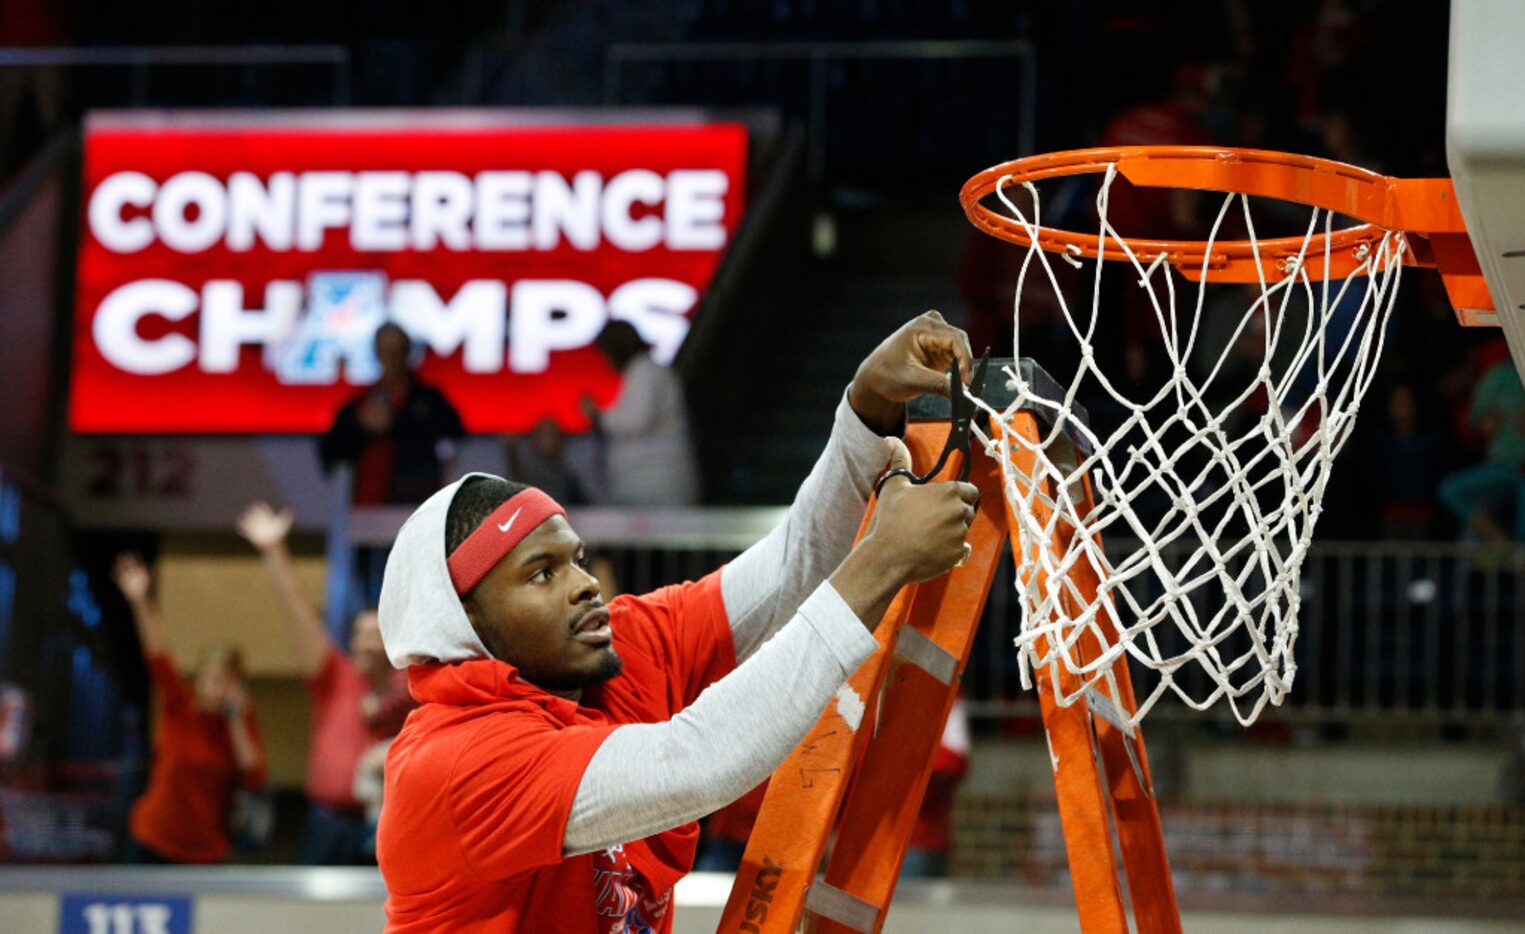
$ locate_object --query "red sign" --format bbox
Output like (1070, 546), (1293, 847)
(71, 113), (748, 434)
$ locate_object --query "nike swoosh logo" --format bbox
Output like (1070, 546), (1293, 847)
(497, 508), (523, 533)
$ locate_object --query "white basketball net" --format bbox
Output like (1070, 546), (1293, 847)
(970, 164), (1408, 728)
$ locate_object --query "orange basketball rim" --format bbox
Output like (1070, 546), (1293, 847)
(959, 145), (1495, 326)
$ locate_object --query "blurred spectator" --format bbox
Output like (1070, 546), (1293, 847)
(236, 502), (414, 865)
(694, 700), (971, 880)
(112, 554), (266, 864)
(1363, 383), (1450, 539)
(1191, 284), (1278, 432)
(352, 738), (392, 862)
(505, 418), (589, 505)
(1438, 361), (1525, 544)
(1286, 0), (1377, 134)
(1096, 62), (1219, 386)
(1096, 61), (1217, 238)
(319, 323), (464, 506)
(0, 684), (32, 769)
(582, 321), (700, 505)
(694, 782), (762, 873)
(902, 699), (972, 879)
(957, 185), (1086, 386)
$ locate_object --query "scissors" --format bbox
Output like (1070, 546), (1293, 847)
(874, 348), (990, 496)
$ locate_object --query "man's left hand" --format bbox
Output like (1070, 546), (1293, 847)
(848, 311), (976, 435)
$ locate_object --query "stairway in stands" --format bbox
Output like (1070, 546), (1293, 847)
(704, 200), (972, 504)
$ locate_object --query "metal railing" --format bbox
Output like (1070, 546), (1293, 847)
(0, 44), (352, 107)
(346, 505), (1525, 725)
(603, 39), (1037, 182)
(962, 539), (1525, 726)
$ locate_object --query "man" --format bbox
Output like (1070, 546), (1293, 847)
(1439, 356), (1525, 543)
(112, 554), (266, 864)
(319, 322), (465, 506)
(377, 313), (981, 932)
(235, 502), (414, 864)
(581, 320), (700, 506)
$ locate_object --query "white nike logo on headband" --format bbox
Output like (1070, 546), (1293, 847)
(497, 508), (523, 533)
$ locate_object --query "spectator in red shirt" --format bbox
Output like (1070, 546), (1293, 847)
(375, 313), (981, 932)
(901, 698), (971, 878)
(112, 554), (266, 864)
(236, 502), (414, 865)
(1096, 62), (1218, 386)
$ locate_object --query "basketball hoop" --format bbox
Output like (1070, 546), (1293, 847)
(959, 146), (1486, 727)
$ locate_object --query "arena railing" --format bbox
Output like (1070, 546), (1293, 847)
(0, 44), (353, 107)
(964, 539), (1525, 727)
(347, 507), (1525, 726)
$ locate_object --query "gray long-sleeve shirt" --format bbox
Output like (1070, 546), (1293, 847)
(563, 390), (891, 855)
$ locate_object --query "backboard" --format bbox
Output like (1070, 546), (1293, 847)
(1447, 0), (1525, 376)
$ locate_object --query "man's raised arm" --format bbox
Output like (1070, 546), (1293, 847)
(721, 311), (975, 662)
(561, 436), (980, 855)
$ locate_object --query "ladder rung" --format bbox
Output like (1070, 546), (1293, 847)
(805, 881), (880, 932)
(1085, 687), (1149, 796)
(893, 626), (958, 685)
(1084, 686), (1135, 737)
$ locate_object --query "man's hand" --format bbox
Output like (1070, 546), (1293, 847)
(848, 311), (976, 434)
(222, 680), (250, 721)
(236, 502), (294, 553)
(112, 553), (153, 606)
(358, 392), (393, 434)
(861, 437), (980, 583)
(830, 438), (980, 630)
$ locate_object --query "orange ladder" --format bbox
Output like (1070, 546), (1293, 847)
(717, 388), (1181, 933)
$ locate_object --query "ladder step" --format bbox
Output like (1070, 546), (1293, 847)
(1086, 688), (1152, 801)
(805, 882), (881, 933)
(893, 626), (958, 685)
(1083, 686), (1135, 737)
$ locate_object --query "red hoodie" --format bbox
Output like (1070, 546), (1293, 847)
(377, 570), (733, 933)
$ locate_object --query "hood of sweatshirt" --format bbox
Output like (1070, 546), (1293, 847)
(378, 472), (507, 668)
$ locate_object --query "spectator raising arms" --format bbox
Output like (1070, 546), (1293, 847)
(236, 502), (414, 865)
(113, 553), (266, 864)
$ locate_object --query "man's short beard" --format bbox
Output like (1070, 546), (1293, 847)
(529, 649), (624, 691)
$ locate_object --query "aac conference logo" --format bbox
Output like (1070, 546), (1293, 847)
(85, 166), (732, 382)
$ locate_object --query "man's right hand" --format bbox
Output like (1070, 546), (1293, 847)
(861, 437), (979, 584)
(358, 392), (393, 434)
(237, 502), (294, 552)
(112, 553), (153, 605)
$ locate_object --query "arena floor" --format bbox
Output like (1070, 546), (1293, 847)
(5, 868), (1522, 932)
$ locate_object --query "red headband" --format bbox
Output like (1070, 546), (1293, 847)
(447, 488), (568, 594)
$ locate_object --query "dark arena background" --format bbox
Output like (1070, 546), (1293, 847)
(0, 1), (1521, 931)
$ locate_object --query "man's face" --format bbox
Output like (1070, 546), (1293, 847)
(374, 329), (411, 381)
(349, 610), (389, 679)
(194, 659), (234, 713)
(461, 515), (619, 691)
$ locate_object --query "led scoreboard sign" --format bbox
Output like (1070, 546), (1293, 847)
(71, 112), (748, 434)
